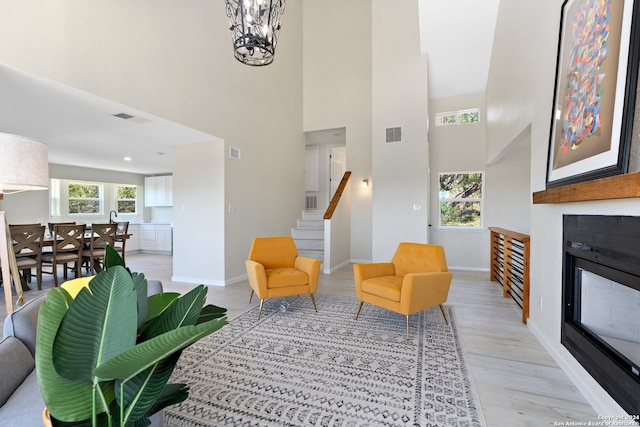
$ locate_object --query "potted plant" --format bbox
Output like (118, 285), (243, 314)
(36, 246), (227, 426)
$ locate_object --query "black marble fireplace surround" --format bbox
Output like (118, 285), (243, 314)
(562, 215), (640, 417)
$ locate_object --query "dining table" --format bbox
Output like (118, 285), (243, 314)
(21, 232), (131, 289)
(2, 228), (130, 313)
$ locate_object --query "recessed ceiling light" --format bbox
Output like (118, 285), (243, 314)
(124, 156), (133, 161)
(156, 152), (167, 156)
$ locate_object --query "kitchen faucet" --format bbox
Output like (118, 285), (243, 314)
(109, 210), (118, 223)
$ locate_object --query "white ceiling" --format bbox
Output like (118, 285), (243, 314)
(419, 0), (500, 99)
(0, 2), (498, 174)
(0, 64), (219, 176)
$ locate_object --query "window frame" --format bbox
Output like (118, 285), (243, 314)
(438, 171), (484, 229)
(115, 184), (138, 215)
(67, 181), (103, 216)
(434, 108), (480, 126)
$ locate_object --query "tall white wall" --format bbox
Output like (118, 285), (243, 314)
(0, 0), (304, 283)
(429, 93), (531, 270)
(485, 0), (536, 163)
(303, 0), (373, 262)
(371, 0), (430, 261)
(173, 142), (225, 285)
(487, 0), (632, 416)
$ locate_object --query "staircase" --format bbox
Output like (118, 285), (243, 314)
(292, 210), (324, 264)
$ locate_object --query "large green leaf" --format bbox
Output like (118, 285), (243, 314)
(53, 266), (138, 385)
(145, 292), (180, 322)
(117, 352), (182, 423)
(94, 317), (227, 381)
(130, 384), (190, 427)
(36, 288), (109, 422)
(104, 244), (125, 270)
(147, 383), (189, 414)
(140, 285), (208, 340)
(197, 304), (228, 324)
(132, 272), (148, 327)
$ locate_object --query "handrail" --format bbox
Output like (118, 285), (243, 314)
(489, 227), (530, 324)
(324, 171), (351, 220)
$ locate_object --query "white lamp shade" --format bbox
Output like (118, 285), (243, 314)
(0, 133), (49, 193)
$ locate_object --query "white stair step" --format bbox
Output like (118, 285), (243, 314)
(294, 238), (324, 251)
(298, 250), (324, 262)
(291, 228), (324, 239)
(297, 219), (324, 229)
(302, 210), (324, 221)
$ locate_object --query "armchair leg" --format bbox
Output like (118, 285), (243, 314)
(249, 290), (254, 303)
(439, 304), (449, 325)
(310, 293), (318, 312)
(257, 299), (265, 320)
(406, 315), (410, 341)
(355, 301), (364, 320)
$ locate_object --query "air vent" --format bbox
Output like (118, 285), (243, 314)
(113, 112), (135, 120)
(229, 146), (241, 160)
(385, 126), (402, 143)
(305, 195), (318, 209)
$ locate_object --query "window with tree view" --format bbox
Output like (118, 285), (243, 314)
(439, 172), (483, 227)
(116, 185), (137, 214)
(68, 183), (102, 214)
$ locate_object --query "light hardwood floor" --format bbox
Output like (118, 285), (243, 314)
(1, 253), (600, 427)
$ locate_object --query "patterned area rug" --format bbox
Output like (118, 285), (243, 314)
(164, 294), (485, 427)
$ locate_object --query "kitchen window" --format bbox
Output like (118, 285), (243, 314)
(116, 185), (137, 214)
(68, 182), (102, 214)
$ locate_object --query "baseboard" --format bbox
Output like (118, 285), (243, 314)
(527, 319), (628, 418)
(323, 260), (352, 275)
(447, 266), (490, 273)
(171, 275), (226, 287)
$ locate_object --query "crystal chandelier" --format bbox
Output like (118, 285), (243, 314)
(225, 0), (286, 66)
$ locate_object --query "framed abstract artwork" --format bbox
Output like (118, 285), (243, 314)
(546, 0), (640, 188)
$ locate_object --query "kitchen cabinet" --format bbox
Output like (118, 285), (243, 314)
(156, 225), (172, 252)
(140, 224), (172, 254)
(126, 224), (140, 253)
(144, 175), (173, 207)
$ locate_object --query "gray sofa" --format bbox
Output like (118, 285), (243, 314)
(0, 279), (164, 426)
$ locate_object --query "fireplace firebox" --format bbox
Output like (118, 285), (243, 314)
(562, 215), (640, 417)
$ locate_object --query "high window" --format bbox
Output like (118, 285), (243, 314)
(116, 185), (137, 214)
(68, 182), (102, 214)
(435, 108), (480, 126)
(439, 172), (483, 227)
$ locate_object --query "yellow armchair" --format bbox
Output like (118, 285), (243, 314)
(354, 242), (453, 339)
(246, 236), (321, 319)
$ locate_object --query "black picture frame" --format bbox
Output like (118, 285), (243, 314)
(546, 0), (640, 188)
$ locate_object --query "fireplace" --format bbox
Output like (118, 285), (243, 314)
(562, 215), (640, 417)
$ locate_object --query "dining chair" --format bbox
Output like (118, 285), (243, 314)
(41, 224), (86, 287)
(8, 224), (45, 290)
(47, 221), (75, 232)
(82, 223), (117, 275)
(113, 221), (129, 263)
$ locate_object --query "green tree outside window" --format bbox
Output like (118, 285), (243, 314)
(116, 185), (137, 214)
(439, 172), (483, 227)
(68, 183), (101, 214)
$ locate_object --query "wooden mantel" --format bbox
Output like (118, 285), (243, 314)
(532, 171), (640, 204)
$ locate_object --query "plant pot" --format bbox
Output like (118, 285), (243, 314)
(42, 407), (52, 427)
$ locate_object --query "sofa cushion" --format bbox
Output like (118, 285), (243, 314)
(0, 369), (45, 425)
(2, 295), (46, 357)
(0, 336), (35, 407)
